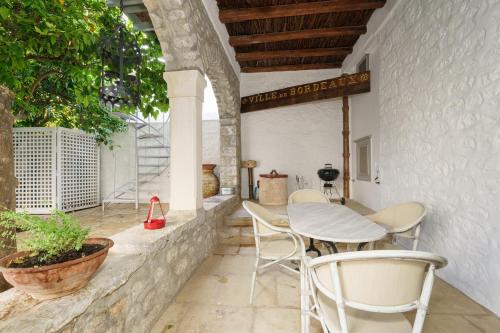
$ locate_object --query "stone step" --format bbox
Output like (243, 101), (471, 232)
(219, 199), (374, 247)
(224, 206), (252, 227)
(220, 203), (291, 246)
(224, 204), (289, 227)
(218, 226), (289, 246)
(218, 226), (242, 246)
(239, 226), (255, 246)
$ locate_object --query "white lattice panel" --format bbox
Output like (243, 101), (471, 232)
(13, 128), (57, 214)
(57, 128), (99, 211)
(13, 127), (99, 214)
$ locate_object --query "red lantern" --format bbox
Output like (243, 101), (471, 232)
(144, 196), (166, 230)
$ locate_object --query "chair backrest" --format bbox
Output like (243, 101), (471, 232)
(288, 189), (330, 204)
(242, 201), (284, 235)
(367, 202), (426, 233)
(308, 250), (447, 332)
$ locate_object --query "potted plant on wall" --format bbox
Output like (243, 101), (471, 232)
(0, 210), (113, 300)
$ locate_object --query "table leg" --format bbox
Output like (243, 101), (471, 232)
(300, 258), (307, 333)
(248, 167), (254, 200)
(357, 242), (368, 251)
(306, 238), (321, 256)
(305, 266), (310, 333)
(325, 241), (338, 253)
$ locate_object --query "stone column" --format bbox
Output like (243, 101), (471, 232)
(219, 114), (241, 195)
(0, 86), (17, 291)
(163, 70), (206, 215)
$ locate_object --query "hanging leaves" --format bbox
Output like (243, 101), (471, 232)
(0, 0), (168, 144)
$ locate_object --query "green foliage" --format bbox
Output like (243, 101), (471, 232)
(0, 0), (168, 144)
(0, 210), (90, 262)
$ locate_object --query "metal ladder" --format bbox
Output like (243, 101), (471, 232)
(102, 111), (170, 210)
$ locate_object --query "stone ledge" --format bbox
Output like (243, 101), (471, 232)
(111, 195), (235, 256)
(0, 194), (238, 333)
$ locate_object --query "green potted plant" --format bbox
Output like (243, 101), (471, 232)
(0, 210), (113, 300)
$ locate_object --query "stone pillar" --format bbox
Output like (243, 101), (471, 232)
(219, 114), (241, 195)
(163, 70), (206, 215)
(0, 86), (17, 291)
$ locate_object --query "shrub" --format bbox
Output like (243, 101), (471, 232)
(0, 210), (90, 262)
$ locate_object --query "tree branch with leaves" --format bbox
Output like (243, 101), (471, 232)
(0, 0), (168, 144)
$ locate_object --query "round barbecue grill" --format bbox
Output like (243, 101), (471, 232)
(317, 164), (345, 205)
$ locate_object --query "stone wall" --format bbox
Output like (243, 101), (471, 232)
(0, 195), (239, 332)
(345, 0), (500, 315)
(144, 0), (241, 194)
(0, 86), (17, 292)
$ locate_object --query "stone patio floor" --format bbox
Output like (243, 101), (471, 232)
(22, 204), (499, 332)
(152, 243), (500, 333)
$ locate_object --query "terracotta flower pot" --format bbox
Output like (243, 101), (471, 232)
(202, 164), (220, 198)
(0, 238), (113, 300)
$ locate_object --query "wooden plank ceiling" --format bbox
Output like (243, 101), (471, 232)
(216, 0), (386, 73)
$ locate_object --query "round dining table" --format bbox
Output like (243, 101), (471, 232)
(288, 202), (388, 333)
(287, 202), (387, 253)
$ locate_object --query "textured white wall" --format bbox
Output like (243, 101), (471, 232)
(350, 48), (382, 211)
(241, 69), (344, 198)
(344, 0), (500, 315)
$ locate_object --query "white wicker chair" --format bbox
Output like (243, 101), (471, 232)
(288, 189), (331, 256)
(242, 201), (305, 304)
(366, 202), (426, 250)
(289, 189), (330, 205)
(306, 250), (447, 333)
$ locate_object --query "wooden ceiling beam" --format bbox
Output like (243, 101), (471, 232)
(219, 0), (386, 23)
(241, 63), (342, 73)
(236, 47), (352, 62)
(229, 26), (367, 46)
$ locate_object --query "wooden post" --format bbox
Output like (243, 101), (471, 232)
(241, 160), (257, 200)
(342, 94), (350, 198)
(0, 86), (17, 291)
(248, 169), (254, 200)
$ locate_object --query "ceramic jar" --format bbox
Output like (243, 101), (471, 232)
(202, 164), (219, 198)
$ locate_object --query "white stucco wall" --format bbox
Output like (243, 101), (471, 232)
(100, 124), (138, 201)
(202, 120), (221, 166)
(344, 0), (500, 315)
(240, 69), (344, 199)
(203, 77), (221, 176)
(101, 119), (220, 204)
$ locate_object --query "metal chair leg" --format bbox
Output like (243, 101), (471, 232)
(325, 241), (338, 253)
(249, 257), (259, 304)
(357, 242), (368, 251)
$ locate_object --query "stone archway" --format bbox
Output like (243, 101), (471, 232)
(144, 0), (241, 195)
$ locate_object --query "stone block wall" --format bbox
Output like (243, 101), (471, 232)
(219, 117), (240, 190)
(0, 195), (239, 332)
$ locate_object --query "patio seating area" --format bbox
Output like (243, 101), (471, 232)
(152, 243), (499, 333)
(1, 0), (499, 332)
